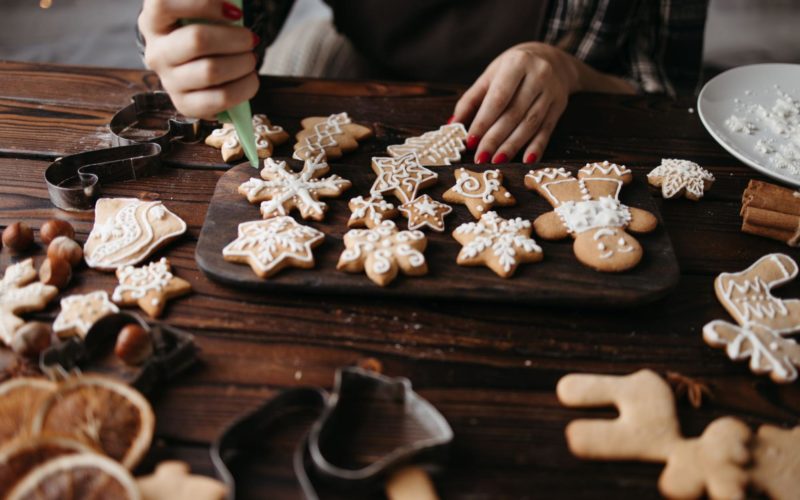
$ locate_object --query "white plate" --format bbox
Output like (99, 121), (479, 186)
(697, 63), (800, 187)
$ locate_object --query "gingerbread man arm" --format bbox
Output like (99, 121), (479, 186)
(533, 211), (569, 240)
(627, 207), (659, 233)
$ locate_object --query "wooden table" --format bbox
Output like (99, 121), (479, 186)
(0, 61), (797, 499)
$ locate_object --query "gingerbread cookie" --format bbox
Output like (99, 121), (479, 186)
(348, 194), (398, 229)
(525, 162), (658, 272)
(750, 425), (800, 500)
(293, 112), (372, 160)
(111, 258), (191, 318)
(387, 123), (468, 166)
(205, 114), (289, 163)
(452, 211), (542, 277)
(703, 253), (800, 383)
(52, 291), (120, 339)
(443, 168), (515, 219)
(337, 220), (427, 286)
(399, 195), (452, 232)
(223, 217), (324, 278)
(239, 155), (351, 221)
(137, 461), (227, 500)
(0, 259), (58, 346)
(647, 159), (715, 201)
(84, 198), (187, 271)
(557, 369), (751, 500)
(370, 153), (438, 204)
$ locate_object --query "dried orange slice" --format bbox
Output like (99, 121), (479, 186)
(6, 453), (140, 500)
(0, 378), (56, 445)
(30, 375), (154, 469)
(0, 435), (93, 497)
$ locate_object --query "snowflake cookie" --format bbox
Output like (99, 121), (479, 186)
(647, 159), (715, 201)
(53, 290), (120, 339)
(238, 155), (351, 221)
(443, 168), (516, 219)
(370, 153), (438, 204)
(703, 253), (800, 383)
(84, 198), (187, 272)
(112, 258), (192, 318)
(0, 259), (58, 346)
(337, 220), (428, 286)
(348, 194), (398, 229)
(387, 123), (468, 166)
(452, 211), (543, 278)
(223, 217), (325, 278)
(525, 162), (658, 272)
(205, 114), (290, 163)
(293, 112), (372, 161)
(399, 194), (452, 232)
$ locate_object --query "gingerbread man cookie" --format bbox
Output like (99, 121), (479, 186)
(52, 291), (120, 339)
(557, 369), (751, 500)
(647, 159), (715, 201)
(293, 112), (372, 161)
(370, 153), (438, 204)
(137, 461), (227, 500)
(0, 259), (58, 346)
(703, 253), (800, 383)
(205, 114), (289, 163)
(112, 258), (191, 318)
(238, 155), (351, 221)
(452, 211), (543, 277)
(348, 194), (398, 229)
(399, 194), (452, 232)
(223, 217), (325, 278)
(525, 162), (658, 272)
(750, 425), (800, 500)
(337, 220), (428, 286)
(387, 123), (468, 166)
(443, 168), (515, 219)
(84, 198), (187, 271)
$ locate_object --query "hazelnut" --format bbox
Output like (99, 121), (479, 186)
(39, 257), (72, 289)
(2, 222), (34, 253)
(40, 219), (75, 245)
(47, 236), (83, 267)
(115, 324), (153, 366)
(11, 322), (52, 358)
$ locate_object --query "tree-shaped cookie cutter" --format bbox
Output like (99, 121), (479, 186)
(211, 366), (453, 499)
(703, 253), (800, 383)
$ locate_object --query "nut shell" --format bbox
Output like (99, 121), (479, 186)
(11, 322), (53, 357)
(40, 219), (75, 245)
(39, 257), (72, 289)
(114, 324), (153, 366)
(2, 222), (34, 253)
(47, 236), (83, 267)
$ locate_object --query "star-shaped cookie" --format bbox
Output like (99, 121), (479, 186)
(52, 291), (120, 339)
(647, 158), (715, 201)
(337, 220), (428, 286)
(453, 211), (543, 278)
(111, 258), (192, 318)
(399, 194), (452, 232)
(137, 461), (227, 500)
(443, 168), (516, 219)
(370, 153), (438, 203)
(205, 114), (289, 163)
(238, 155), (351, 221)
(0, 259), (58, 346)
(348, 194), (398, 229)
(223, 217), (325, 278)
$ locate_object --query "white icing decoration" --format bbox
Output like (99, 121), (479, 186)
(293, 112), (351, 160)
(399, 194), (452, 232)
(386, 123), (468, 166)
(579, 161), (631, 177)
(370, 152), (438, 203)
(339, 220), (426, 276)
(647, 159), (715, 199)
(554, 197), (632, 234)
(451, 169), (502, 204)
(112, 258), (174, 303)
(348, 195), (395, 227)
(454, 211), (542, 273)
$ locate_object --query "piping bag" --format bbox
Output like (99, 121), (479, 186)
(184, 0), (259, 167)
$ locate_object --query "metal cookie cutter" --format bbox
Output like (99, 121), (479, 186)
(45, 92), (201, 211)
(39, 312), (198, 395)
(211, 366), (454, 499)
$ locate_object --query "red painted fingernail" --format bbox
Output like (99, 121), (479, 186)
(222, 2), (243, 20)
(466, 135), (480, 150)
(492, 152), (508, 164)
(476, 151), (491, 164)
(251, 32), (261, 47)
(447, 115), (456, 125)
(524, 152), (538, 164)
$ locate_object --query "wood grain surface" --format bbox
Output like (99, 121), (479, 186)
(0, 61), (798, 499)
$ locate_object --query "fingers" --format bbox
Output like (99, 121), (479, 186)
(175, 72), (259, 119)
(162, 52), (257, 92)
(140, 0), (235, 36)
(464, 60), (526, 153)
(522, 97), (566, 164)
(452, 70), (491, 131)
(146, 24), (255, 69)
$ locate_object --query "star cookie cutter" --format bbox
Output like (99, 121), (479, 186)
(39, 311), (197, 395)
(211, 366), (453, 499)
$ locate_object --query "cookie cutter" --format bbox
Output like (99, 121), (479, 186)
(39, 311), (198, 395)
(211, 366), (453, 499)
(45, 92), (202, 211)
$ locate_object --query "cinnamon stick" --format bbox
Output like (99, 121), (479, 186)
(740, 179), (800, 246)
(741, 179), (800, 216)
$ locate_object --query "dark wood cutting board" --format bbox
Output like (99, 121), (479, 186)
(196, 160), (679, 306)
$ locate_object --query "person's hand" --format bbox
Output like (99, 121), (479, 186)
(138, 0), (260, 119)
